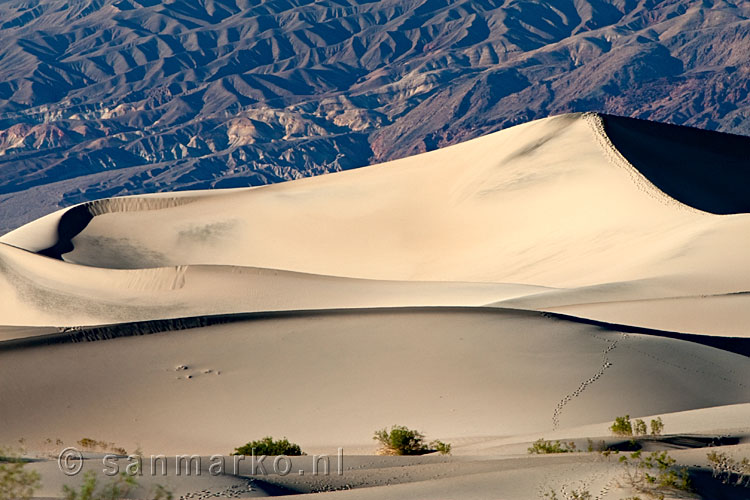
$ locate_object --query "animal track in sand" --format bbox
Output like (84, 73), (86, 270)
(173, 364), (221, 380)
(594, 472), (620, 500)
(179, 481), (253, 500)
(551, 333), (625, 430)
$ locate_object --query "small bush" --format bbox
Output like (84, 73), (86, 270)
(62, 471), (172, 500)
(569, 489), (591, 500)
(618, 450), (691, 497)
(77, 438), (114, 451)
(63, 472), (136, 500)
(233, 437), (303, 456)
(76, 439), (126, 456)
(373, 426), (452, 456)
(707, 451), (750, 487)
(611, 415), (633, 436)
(650, 417), (664, 436)
(587, 439), (622, 456)
(0, 449), (40, 500)
(544, 486), (591, 499)
(374, 426), (427, 455)
(430, 440), (452, 455)
(528, 439), (576, 454)
(633, 419), (647, 436)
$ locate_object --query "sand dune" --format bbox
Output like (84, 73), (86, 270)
(492, 275), (750, 338)
(0, 242), (549, 329)
(1, 112), (749, 499)
(3, 112), (750, 330)
(5, 113), (749, 288)
(2, 0), (750, 239)
(602, 114), (750, 214)
(2, 309), (748, 454)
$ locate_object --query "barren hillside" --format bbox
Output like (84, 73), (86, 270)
(1, 0), (750, 233)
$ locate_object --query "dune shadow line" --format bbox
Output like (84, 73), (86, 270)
(0, 307), (748, 359)
(38, 203), (95, 259)
(546, 311), (750, 357)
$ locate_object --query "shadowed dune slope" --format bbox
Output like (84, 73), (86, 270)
(602, 114), (750, 215)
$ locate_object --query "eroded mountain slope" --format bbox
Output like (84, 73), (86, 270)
(2, 0), (750, 233)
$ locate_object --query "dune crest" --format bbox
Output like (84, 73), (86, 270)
(4, 113), (745, 284)
(2, 112), (750, 330)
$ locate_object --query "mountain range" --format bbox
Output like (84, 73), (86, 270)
(1, 0), (749, 233)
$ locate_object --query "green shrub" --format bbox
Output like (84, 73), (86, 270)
(633, 419), (647, 436)
(63, 472), (136, 500)
(618, 450), (691, 497)
(62, 471), (172, 500)
(544, 486), (591, 499)
(587, 438), (614, 453)
(650, 417), (664, 436)
(0, 449), (40, 500)
(707, 451), (750, 486)
(569, 489), (591, 500)
(430, 440), (452, 455)
(610, 415), (633, 436)
(528, 438), (576, 454)
(374, 425), (427, 455)
(76, 439), (126, 456)
(233, 437), (303, 456)
(373, 426), (452, 456)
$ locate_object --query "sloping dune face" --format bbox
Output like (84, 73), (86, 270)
(4, 112), (746, 287)
(1, 112), (749, 458)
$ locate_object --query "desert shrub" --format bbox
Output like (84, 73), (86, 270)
(0, 449), (40, 500)
(528, 439), (576, 454)
(618, 450), (691, 497)
(707, 451), (750, 487)
(611, 415), (633, 436)
(77, 438), (104, 451)
(374, 426), (426, 455)
(587, 439), (620, 455)
(63, 471), (172, 500)
(373, 426), (452, 456)
(63, 472), (136, 500)
(633, 419), (647, 436)
(543, 486), (591, 499)
(76, 439), (125, 455)
(233, 437), (303, 456)
(587, 438), (615, 454)
(568, 489), (591, 499)
(430, 440), (452, 455)
(649, 418), (664, 436)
